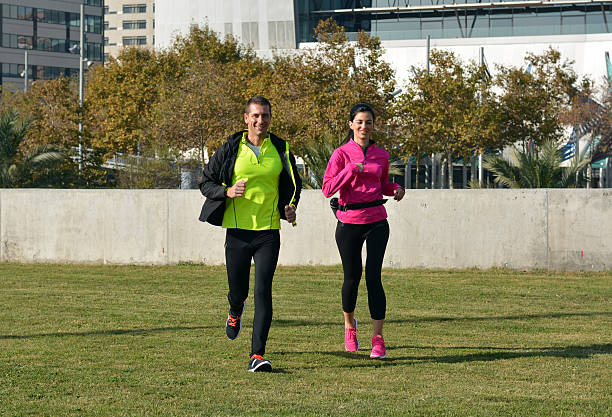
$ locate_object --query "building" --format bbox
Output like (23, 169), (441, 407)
(155, 0), (612, 83)
(155, 1), (296, 55)
(103, 1), (155, 60)
(0, 0), (103, 92)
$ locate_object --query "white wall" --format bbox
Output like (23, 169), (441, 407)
(1, 189), (610, 270)
(155, 0), (296, 51)
(375, 33), (612, 86)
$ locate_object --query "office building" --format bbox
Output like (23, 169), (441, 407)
(103, 1), (155, 60)
(0, 0), (103, 91)
(155, 0), (612, 83)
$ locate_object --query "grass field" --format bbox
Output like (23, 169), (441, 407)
(0, 263), (611, 416)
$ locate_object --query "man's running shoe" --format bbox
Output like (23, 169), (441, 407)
(225, 302), (245, 340)
(248, 354), (272, 372)
(344, 318), (359, 352)
(370, 335), (386, 359)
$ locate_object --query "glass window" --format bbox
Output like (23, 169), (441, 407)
(69, 13), (80, 27)
(443, 14), (463, 38)
(536, 8), (561, 36)
(85, 43), (103, 60)
(17, 35), (32, 49)
(18, 6), (33, 20)
(37, 37), (52, 51)
(586, 9), (609, 34)
(490, 18), (513, 37)
(123, 20), (146, 29)
(561, 8), (585, 35)
(466, 11), (489, 38)
(421, 15), (444, 39)
(122, 36), (147, 45)
(85, 15), (103, 33)
(123, 4), (147, 14)
(513, 9), (538, 36)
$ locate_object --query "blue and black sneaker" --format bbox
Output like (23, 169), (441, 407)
(248, 354), (272, 372)
(225, 311), (242, 340)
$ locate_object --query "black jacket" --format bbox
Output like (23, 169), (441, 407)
(198, 130), (302, 226)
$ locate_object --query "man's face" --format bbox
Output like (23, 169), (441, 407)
(244, 103), (271, 138)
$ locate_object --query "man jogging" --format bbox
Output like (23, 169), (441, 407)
(198, 95), (301, 372)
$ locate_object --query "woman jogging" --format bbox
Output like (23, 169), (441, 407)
(322, 103), (404, 359)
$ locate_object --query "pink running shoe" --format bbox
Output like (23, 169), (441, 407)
(344, 318), (359, 352)
(370, 335), (386, 358)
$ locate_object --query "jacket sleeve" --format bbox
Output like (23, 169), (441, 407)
(199, 143), (229, 201)
(322, 149), (359, 198)
(288, 151), (302, 207)
(380, 157), (403, 196)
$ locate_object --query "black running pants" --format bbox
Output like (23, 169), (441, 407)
(225, 228), (280, 357)
(335, 219), (389, 320)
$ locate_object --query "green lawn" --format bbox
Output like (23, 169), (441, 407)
(0, 263), (610, 416)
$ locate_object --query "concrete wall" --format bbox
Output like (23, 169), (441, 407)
(0, 189), (610, 270)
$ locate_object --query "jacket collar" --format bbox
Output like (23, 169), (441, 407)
(348, 138), (376, 150)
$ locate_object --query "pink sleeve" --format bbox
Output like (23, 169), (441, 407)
(322, 149), (359, 198)
(380, 158), (403, 196)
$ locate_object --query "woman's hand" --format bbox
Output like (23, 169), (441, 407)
(393, 188), (405, 201)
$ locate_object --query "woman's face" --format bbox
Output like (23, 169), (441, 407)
(348, 111), (374, 142)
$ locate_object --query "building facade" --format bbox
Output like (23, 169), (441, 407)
(103, 0), (155, 60)
(0, 0), (103, 91)
(155, 0), (612, 82)
(155, 0), (296, 55)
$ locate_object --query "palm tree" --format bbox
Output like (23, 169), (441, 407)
(0, 109), (65, 188)
(298, 133), (337, 189)
(480, 140), (590, 188)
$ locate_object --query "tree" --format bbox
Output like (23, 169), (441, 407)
(0, 109), (65, 188)
(3, 77), (81, 151)
(151, 59), (245, 164)
(482, 140), (590, 188)
(86, 48), (162, 155)
(393, 50), (500, 188)
(260, 19), (398, 186)
(495, 48), (579, 152)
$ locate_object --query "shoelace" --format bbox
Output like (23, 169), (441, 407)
(228, 315), (240, 327)
(251, 354), (265, 361)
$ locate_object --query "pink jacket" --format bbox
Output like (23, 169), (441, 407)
(322, 139), (403, 224)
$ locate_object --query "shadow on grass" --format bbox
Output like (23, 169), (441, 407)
(0, 325), (218, 340)
(273, 311), (612, 327)
(276, 343), (612, 369)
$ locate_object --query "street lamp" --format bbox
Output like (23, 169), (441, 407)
(68, 4), (86, 171)
(19, 49), (28, 92)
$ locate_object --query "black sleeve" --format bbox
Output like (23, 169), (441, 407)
(289, 151), (302, 207)
(199, 143), (229, 201)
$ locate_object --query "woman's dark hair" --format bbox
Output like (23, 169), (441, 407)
(344, 103), (376, 143)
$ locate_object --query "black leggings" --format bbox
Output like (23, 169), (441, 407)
(335, 219), (389, 320)
(225, 229), (280, 356)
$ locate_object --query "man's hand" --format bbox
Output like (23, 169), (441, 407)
(393, 187), (405, 201)
(284, 205), (296, 224)
(226, 179), (247, 198)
